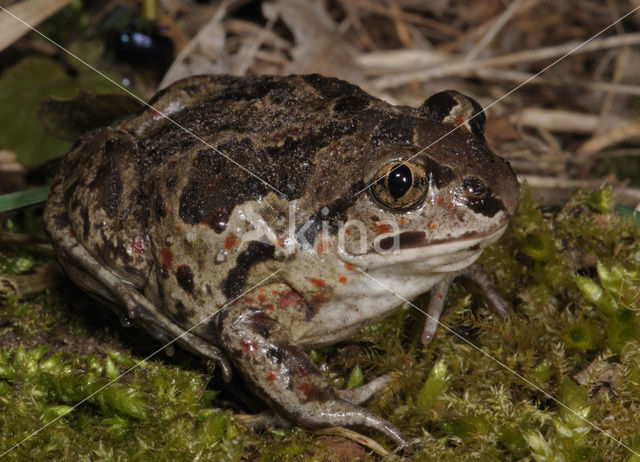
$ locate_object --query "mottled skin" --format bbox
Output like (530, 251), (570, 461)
(44, 74), (519, 446)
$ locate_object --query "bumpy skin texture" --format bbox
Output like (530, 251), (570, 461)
(44, 75), (519, 446)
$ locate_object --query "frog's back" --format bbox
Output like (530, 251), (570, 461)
(50, 74), (400, 289)
(124, 74), (398, 224)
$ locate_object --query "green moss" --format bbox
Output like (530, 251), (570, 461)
(1, 185), (640, 460)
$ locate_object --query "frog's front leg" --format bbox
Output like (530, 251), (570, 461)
(216, 283), (407, 447)
(421, 263), (511, 343)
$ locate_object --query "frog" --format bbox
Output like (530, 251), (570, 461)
(43, 74), (519, 447)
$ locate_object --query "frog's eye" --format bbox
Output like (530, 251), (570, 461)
(371, 161), (428, 210)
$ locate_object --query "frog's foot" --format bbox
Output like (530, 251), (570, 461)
(421, 263), (510, 344)
(217, 286), (408, 447)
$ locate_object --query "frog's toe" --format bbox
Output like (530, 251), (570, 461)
(422, 272), (456, 344)
(298, 400), (409, 447)
(460, 264), (510, 317)
(422, 264), (510, 344)
(338, 375), (394, 405)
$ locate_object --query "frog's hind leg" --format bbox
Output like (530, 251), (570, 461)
(43, 183), (233, 381)
(216, 284), (407, 447)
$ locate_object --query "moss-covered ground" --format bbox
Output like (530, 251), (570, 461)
(0, 186), (639, 461)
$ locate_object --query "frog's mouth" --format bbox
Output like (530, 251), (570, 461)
(337, 223), (508, 273)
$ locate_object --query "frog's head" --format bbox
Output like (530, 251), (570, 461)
(337, 91), (519, 273)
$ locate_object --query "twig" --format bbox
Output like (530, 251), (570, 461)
(521, 174), (640, 208)
(466, 0), (528, 60)
(370, 32), (640, 90)
(0, 0), (71, 52)
(471, 67), (640, 96)
(576, 122), (640, 160)
(389, 0), (412, 48)
(233, 13), (277, 75)
(1, 264), (61, 299)
(159, 0), (233, 89)
(339, 0), (460, 38)
(511, 108), (627, 134)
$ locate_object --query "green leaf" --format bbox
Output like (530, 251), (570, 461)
(0, 187), (50, 212)
(0, 56), (131, 168)
(346, 364), (363, 389)
(0, 57), (75, 167)
(416, 359), (449, 408)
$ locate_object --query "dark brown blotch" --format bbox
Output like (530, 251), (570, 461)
(223, 241), (275, 298)
(423, 158), (455, 188)
(372, 117), (416, 146)
(250, 312), (274, 339)
(462, 177), (505, 217)
(418, 91), (458, 123)
(378, 231), (430, 251)
(171, 300), (196, 324)
(176, 264), (195, 294)
(302, 74), (369, 99)
(333, 95), (370, 113)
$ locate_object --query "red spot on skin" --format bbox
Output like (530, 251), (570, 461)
(313, 293), (326, 303)
(454, 115), (464, 125)
(163, 205), (168, 216)
(272, 290), (280, 296)
(176, 225), (182, 231)
(271, 133), (284, 143)
(279, 291), (302, 308)
(344, 262), (355, 271)
(310, 278), (326, 289)
(437, 197), (445, 206)
(245, 297), (255, 303)
(297, 367), (308, 377)
(131, 240), (144, 255)
(265, 304), (275, 311)
(344, 228), (351, 235)
(298, 383), (314, 399)
(266, 372), (276, 383)
(241, 341), (257, 353)
(259, 98), (267, 107)
(258, 294), (267, 303)
(316, 239), (330, 254)
(373, 222), (391, 235)
(335, 390), (342, 398)
(49, 179), (61, 195)
(161, 248), (173, 269)
(339, 276), (347, 284)
(398, 217), (407, 224)
(429, 222), (438, 230)
(119, 123), (127, 130)
(224, 235), (236, 250)
(276, 234), (286, 248)
(151, 108), (162, 118)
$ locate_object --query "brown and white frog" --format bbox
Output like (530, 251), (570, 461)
(44, 74), (519, 446)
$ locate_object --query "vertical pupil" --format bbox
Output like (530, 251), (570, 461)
(388, 164), (412, 199)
